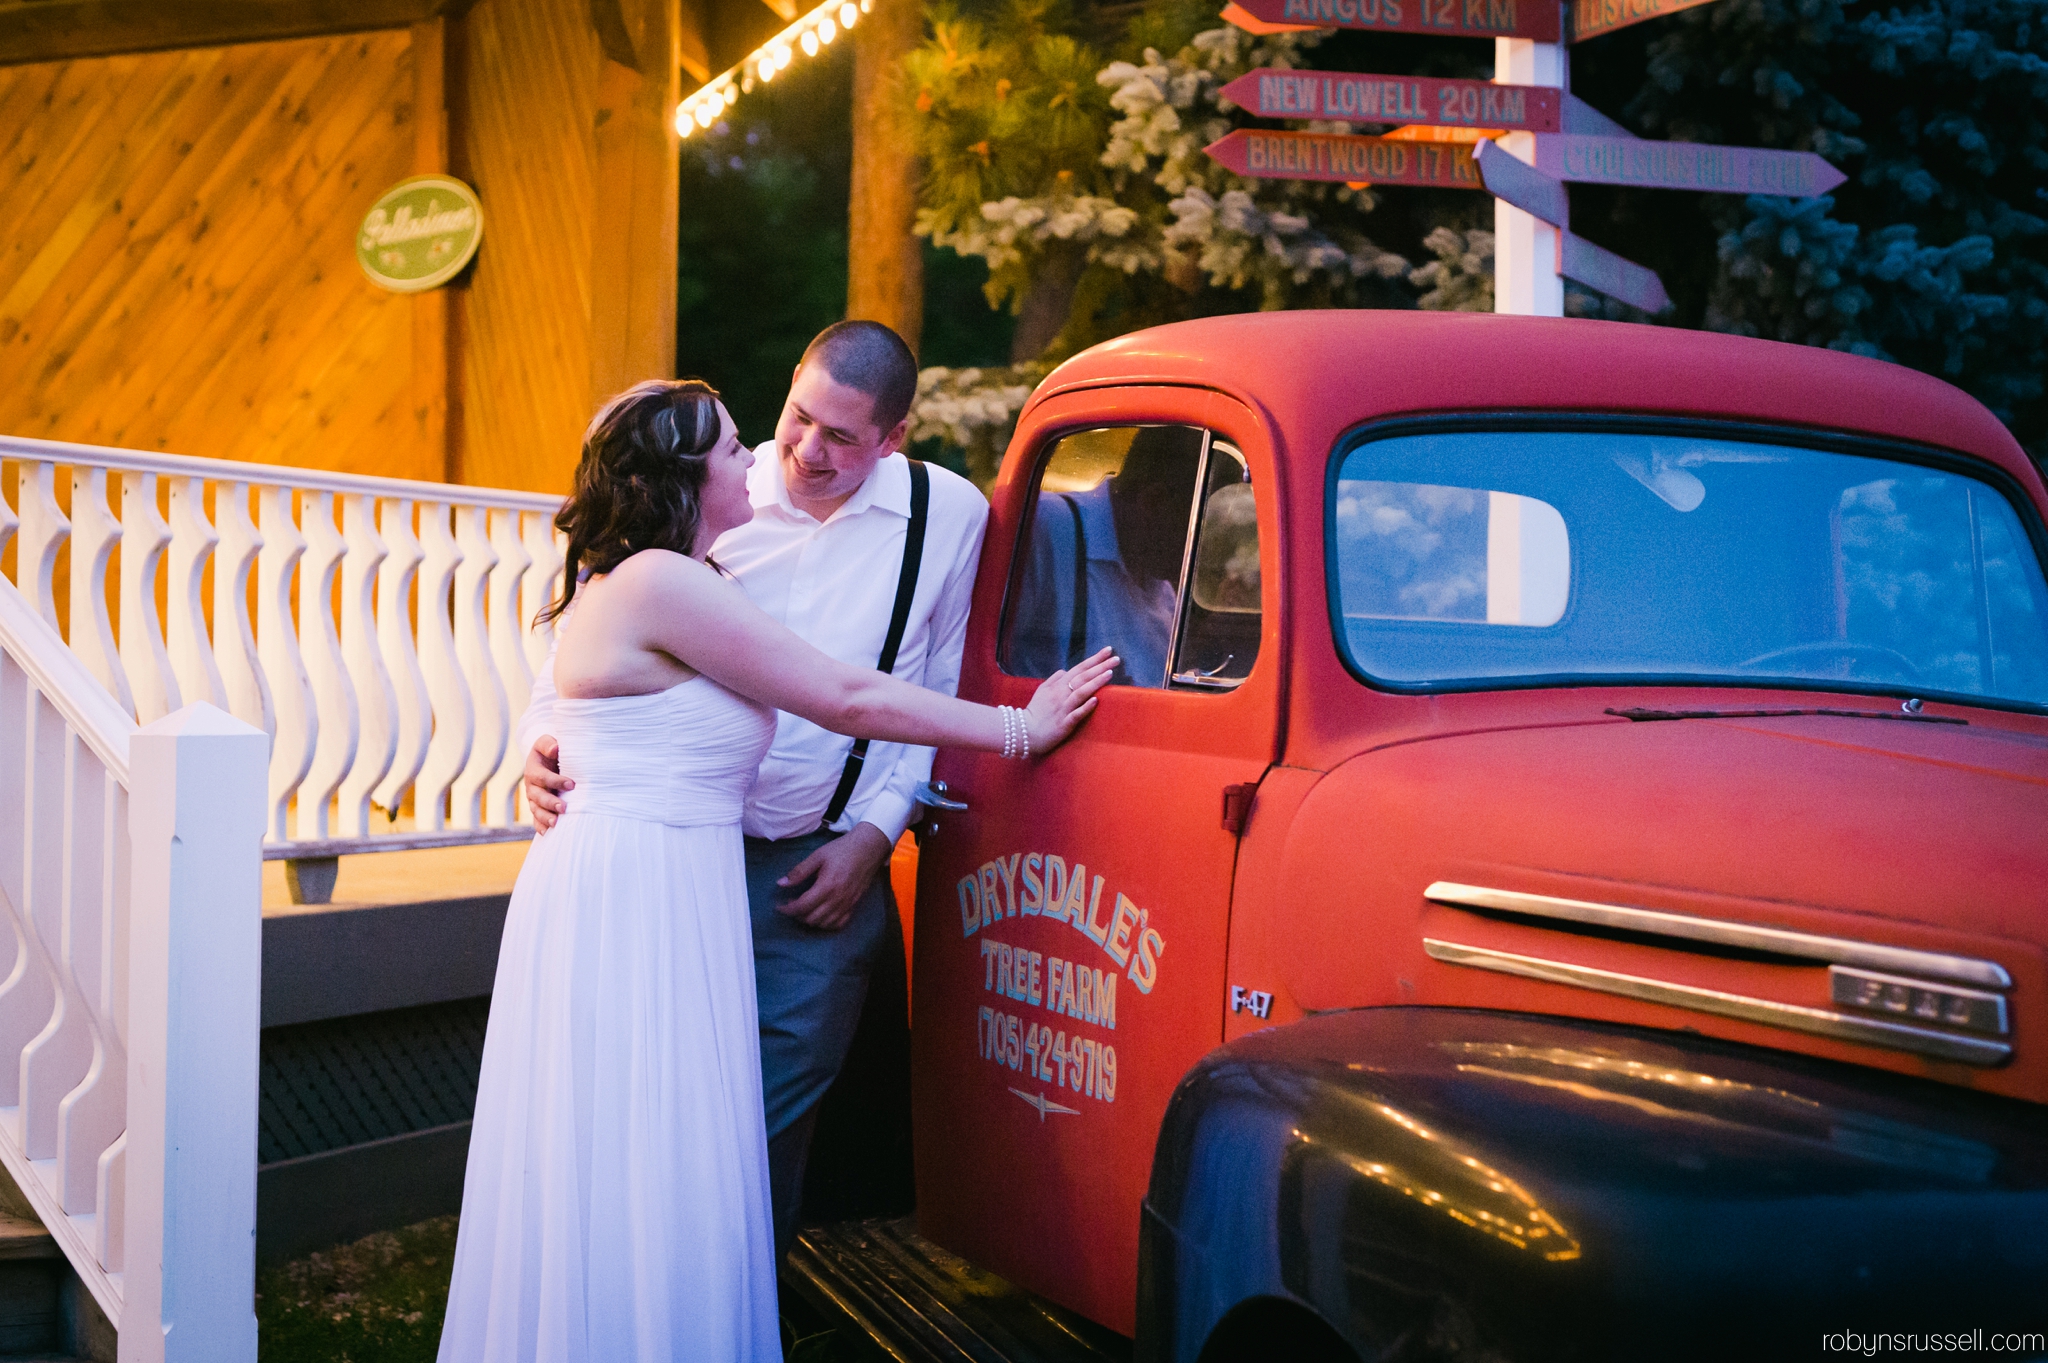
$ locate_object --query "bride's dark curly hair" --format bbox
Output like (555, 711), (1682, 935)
(536, 379), (725, 627)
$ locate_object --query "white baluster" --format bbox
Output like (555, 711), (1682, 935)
(16, 462), (68, 630)
(335, 496), (395, 837)
(0, 687), (64, 1107)
(412, 503), (470, 832)
(448, 506), (505, 830)
(119, 472), (181, 724)
(257, 486), (313, 843)
(166, 477), (226, 709)
(520, 513), (566, 678)
(483, 509), (533, 824)
(22, 730), (97, 1161)
(66, 470), (131, 714)
(96, 1132), (124, 1272)
(0, 464), (18, 559)
(57, 761), (123, 1214)
(0, 653), (27, 1016)
(371, 500), (432, 821)
(212, 482), (271, 739)
(293, 492), (357, 842)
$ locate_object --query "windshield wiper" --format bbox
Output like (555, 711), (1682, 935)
(1606, 706), (1966, 726)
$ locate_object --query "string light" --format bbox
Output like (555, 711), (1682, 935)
(673, 0), (866, 138)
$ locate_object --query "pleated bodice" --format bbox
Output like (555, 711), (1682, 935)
(552, 676), (774, 828)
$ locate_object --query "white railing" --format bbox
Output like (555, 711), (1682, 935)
(0, 436), (565, 862)
(0, 572), (267, 1362)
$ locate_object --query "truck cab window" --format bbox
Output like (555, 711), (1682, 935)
(1170, 442), (1262, 688)
(1007, 424), (1268, 689)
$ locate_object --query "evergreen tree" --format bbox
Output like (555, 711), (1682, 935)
(1573, 0), (2047, 460)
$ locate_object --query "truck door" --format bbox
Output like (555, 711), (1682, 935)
(912, 388), (1282, 1336)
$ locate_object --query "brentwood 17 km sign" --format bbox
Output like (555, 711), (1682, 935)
(1219, 70), (1560, 132)
(1235, 0), (1562, 42)
(1205, 130), (1481, 187)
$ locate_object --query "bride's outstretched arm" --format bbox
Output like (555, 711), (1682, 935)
(640, 551), (1114, 755)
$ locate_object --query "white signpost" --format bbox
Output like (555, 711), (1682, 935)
(1213, 0), (1847, 319)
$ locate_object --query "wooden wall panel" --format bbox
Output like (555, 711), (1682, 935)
(450, 0), (600, 493)
(0, 31), (443, 483)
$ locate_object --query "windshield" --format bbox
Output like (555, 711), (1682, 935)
(1330, 427), (2048, 709)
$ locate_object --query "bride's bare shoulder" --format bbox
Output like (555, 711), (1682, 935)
(605, 549), (733, 605)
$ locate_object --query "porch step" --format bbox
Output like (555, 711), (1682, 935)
(782, 1218), (1130, 1363)
(0, 1175), (112, 1363)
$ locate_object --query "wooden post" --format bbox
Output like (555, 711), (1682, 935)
(590, 0), (684, 406)
(849, 0), (925, 351)
(1493, 33), (1565, 317)
(121, 703), (266, 1363)
(412, 18), (454, 482)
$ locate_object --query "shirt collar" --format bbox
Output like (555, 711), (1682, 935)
(749, 442), (909, 524)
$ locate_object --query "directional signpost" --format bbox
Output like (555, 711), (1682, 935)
(1532, 133), (1846, 196)
(1205, 129), (1482, 187)
(1211, 0), (1844, 317)
(1568, 0), (1721, 40)
(1219, 70), (1560, 132)
(1234, 0), (1560, 42)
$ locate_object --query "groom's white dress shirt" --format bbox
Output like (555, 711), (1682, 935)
(520, 444), (989, 844)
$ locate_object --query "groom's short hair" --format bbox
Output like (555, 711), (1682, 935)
(800, 321), (918, 436)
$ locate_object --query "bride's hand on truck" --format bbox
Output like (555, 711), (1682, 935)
(1023, 647), (1118, 755)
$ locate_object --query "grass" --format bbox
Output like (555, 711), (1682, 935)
(255, 1216), (889, 1362)
(256, 1216), (458, 1363)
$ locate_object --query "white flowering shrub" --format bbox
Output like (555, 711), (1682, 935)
(907, 363), (1050, 486)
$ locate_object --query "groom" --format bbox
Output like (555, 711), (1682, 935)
(520, 320), (989, 1260)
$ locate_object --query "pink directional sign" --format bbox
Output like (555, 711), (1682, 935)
(1569, 0), (1721, 41)
(1534, 133), (1846, 196)
(1561, 232), (1671, 313)
(1219, 70), (1560, 132)
(1233, 0), (1561, 43)
(1206, 129), (1483, 188)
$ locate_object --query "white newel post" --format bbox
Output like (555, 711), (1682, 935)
(1494, 33), (1566, 317)
(121, 703), (265, 1363)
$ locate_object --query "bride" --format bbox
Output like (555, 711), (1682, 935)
(436, 379), (1113, 1362)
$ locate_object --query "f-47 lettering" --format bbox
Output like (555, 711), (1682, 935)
(1229, 986), (1274, 1020)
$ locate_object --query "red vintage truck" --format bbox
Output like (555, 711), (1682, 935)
(800, 311), (2048, 1362)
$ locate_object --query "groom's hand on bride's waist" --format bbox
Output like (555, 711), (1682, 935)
(524, 737), (572, 832)
(776, 822), (894, 930)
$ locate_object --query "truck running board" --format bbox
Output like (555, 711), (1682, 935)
(782, 1218), (1132, 1363)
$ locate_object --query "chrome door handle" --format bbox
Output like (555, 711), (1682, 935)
(914, 780), (969, 811)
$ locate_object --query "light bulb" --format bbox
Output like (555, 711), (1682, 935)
(675, 107), (693, 135)
(819, 17), (835, 42)
(695, 102), (716, 127)
(840, 2), (857, 24)
(722, 85), (737, 105)
(801, 29), (819, 55)
(859, 0), (872, 12)
(759, 60), (775, 80)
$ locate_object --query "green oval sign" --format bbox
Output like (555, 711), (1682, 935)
(356, 175), (483, 293)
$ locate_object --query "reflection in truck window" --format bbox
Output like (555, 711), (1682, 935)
(1172, 442), (1263, 687)
(1006, 426), (1206, 687)
(1003, 427), (1263, 690)
(1336, 482), (1568, 627)
(1331, 429), (2048, 708)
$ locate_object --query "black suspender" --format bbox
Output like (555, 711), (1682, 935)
(819, 459), (931, 830)
(1064, 494), (1089, 668)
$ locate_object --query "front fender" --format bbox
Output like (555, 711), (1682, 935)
(1139, 1008), (2048, 1363)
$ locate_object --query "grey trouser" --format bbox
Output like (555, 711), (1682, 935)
(745, 830), (893, 1262)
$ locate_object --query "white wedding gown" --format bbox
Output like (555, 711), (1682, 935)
(437, 675), (782, 1362)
